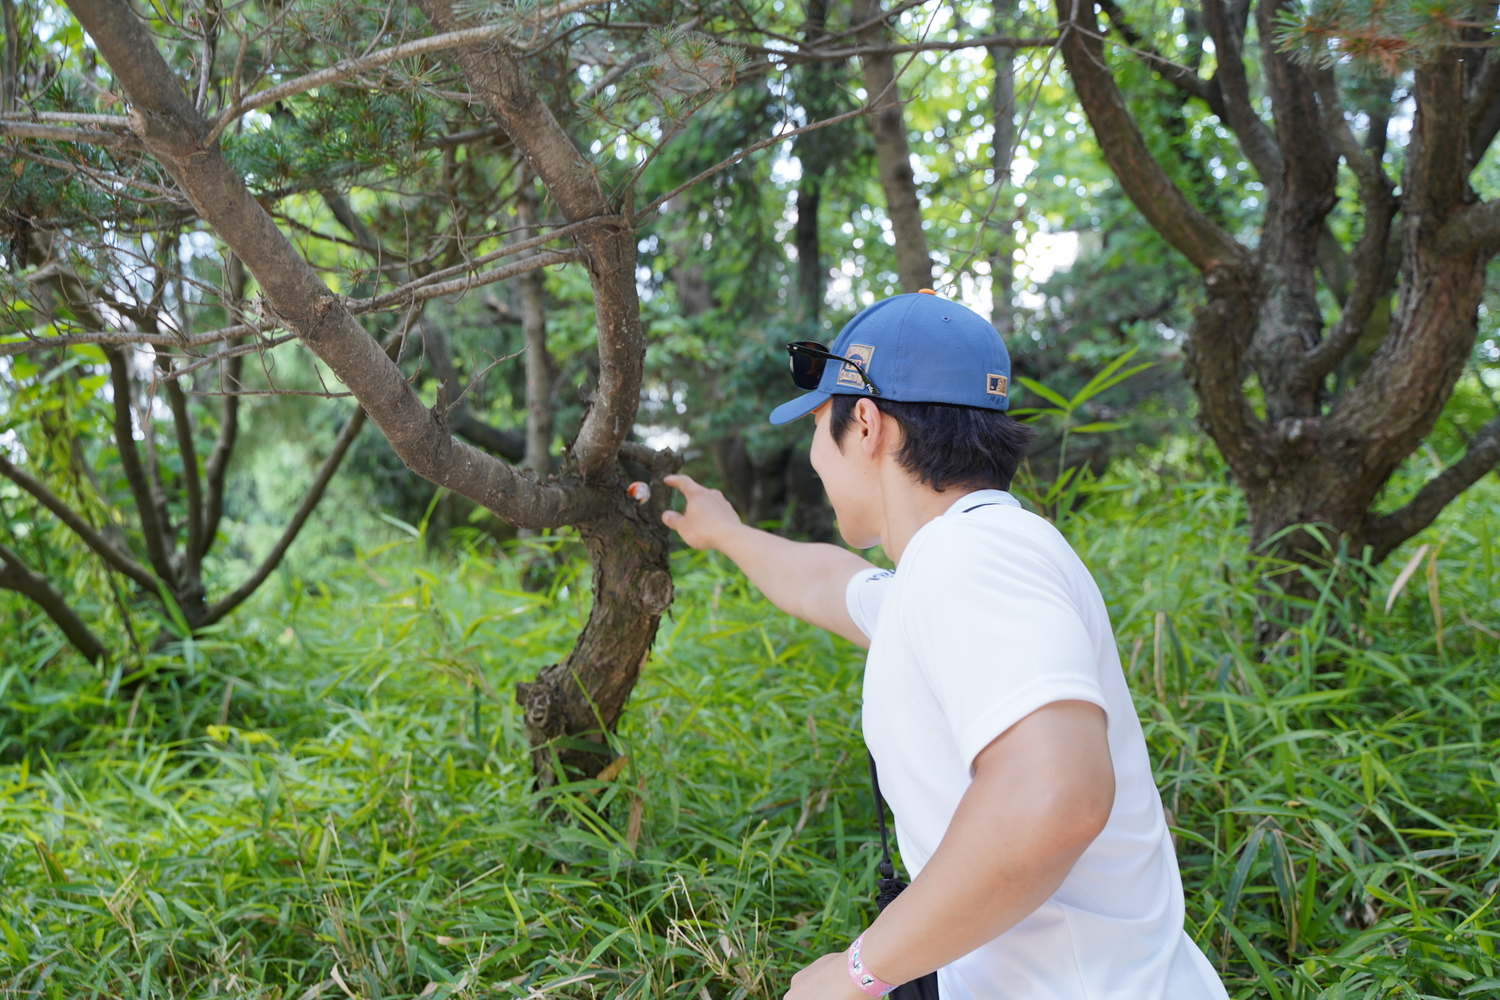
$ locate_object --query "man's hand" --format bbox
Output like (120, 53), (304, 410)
(661, 474), (742, 551)
(660, 474), (873, 644)
(785, 951), (866, 1000)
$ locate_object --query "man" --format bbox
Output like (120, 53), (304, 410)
(660, 291), (1228, 1000)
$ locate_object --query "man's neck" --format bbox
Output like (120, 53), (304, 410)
(878, 470), (979, 564)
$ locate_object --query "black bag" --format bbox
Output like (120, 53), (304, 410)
(868, 755), (941, 1000)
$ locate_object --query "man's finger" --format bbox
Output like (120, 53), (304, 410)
(663, 473), (700, 494)
(662, 510), (683, 529)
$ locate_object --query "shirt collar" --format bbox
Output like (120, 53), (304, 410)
(940, 488), (1021, 517)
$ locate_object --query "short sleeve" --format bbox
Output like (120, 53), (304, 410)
(901, 521), (1107, 769)
(845, 567), (896, 640)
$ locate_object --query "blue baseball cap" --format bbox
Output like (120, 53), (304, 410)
(769, 290), (1012, 425)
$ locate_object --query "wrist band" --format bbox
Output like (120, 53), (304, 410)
(847, 933), (897, 997)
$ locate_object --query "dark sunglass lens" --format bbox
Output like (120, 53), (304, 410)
(787, 342), (829, 390)
(790, 353), (825, 389)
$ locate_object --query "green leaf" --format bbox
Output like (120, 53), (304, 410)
(1068, 347), (1152, 407)
(1265, 828), (1298, 951)
(378, 511), (422, 538)
(0, 913), (28, 965)
(1223, 822), (1267, 927)
(33, 841), (67, 884)
(1067, 421), (1129, 434)
(1223, 919), (1286, 1000)
(1014, 376), (1071, 410)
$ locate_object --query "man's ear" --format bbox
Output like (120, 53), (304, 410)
(855, 398), (885, 460)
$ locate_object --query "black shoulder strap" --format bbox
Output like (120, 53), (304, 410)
(961, 501), (1003, 513)
(868, 753), (907, 909)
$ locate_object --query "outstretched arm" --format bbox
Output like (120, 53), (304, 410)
(663, 474), (875, 646)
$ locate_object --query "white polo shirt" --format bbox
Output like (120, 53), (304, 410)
(846, 489), (1227, 1000)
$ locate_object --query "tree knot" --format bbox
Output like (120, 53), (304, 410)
(639, 568), (673, 616)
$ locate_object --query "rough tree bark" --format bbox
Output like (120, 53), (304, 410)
(412, 0), (681, 779)
(852, 0), (933, 292)
(989, 0), (1017, 337)
(1057, 0), (1500, 612)
(54, 0), (676, 780)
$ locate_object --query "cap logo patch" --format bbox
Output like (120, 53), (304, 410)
(986, 373), (1008, 397)
(836, 344), (876, 390)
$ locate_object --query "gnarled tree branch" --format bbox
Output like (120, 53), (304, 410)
(1295, 68), (1398, 388)
(1057, 0), (1246, 273)
(1201, 0), (1281, 189)
(63, 0), (601, 530)
(1366, 413), (1500, 564)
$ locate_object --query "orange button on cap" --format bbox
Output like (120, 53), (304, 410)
(918, 288), (936, 294)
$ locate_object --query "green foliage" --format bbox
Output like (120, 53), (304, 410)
(1011, 348), (1151, 517)
(1274, 1), (1495, 75)
(4, 453), (1500, 998)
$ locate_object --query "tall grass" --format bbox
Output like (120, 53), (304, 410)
(1, 461), (1498, 999)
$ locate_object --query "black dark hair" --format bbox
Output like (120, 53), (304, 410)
(829, 394), (1036, 492)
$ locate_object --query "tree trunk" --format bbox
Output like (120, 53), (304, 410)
(795, 0), (832, 325)
(515, 490), (674, 782)
(795, 182), (823, 324)
(1, 0), (19, 115)
(418, 0), (678, 780)
(852, 0), (932, 292)
(1055, 0), (1500, 618)
(989, 0), (1017, 336)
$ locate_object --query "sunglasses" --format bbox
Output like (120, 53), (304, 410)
(785, 341), (882, 396)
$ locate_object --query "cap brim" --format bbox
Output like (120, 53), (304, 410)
(768, 390), (830, 425)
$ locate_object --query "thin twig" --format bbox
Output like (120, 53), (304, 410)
(0, 121), (144, 148)
(187, 387), (354, 397)
(205, 24), (510, 144)
(14, 148), (189, 203)
(735, 32), (1058, 64)
(165, 333), (299, 381)
(356, 248), (580, 312)
(0, 322), (267, 359)
(7, 111), (134, 126)
(637, 102), (880, 219)
(443, 347), (525, 416)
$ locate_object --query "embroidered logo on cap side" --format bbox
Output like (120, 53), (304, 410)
(986, 373), (1008, 397)
(836, 344), (876, 390)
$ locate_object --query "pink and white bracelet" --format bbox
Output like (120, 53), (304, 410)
(847, 933), (898, 997)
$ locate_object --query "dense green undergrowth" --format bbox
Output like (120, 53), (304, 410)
(2, 460), (1500, 1000)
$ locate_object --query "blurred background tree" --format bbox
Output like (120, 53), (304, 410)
(6, 0), (1500, 662)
